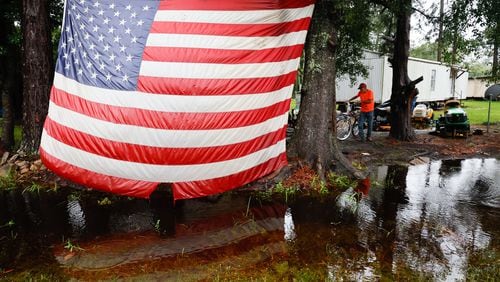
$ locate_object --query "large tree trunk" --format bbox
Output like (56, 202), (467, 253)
(293, 0), (362, 178)
(389, 0), (417, 141)
(20, 0), (52, 154)
(0, 13), (15, 150)
(1, 56), (16, 150)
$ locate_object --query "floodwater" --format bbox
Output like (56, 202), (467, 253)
(1, 158), (499, 281)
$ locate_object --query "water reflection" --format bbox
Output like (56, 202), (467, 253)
(1, 158), (498, 280)
(284, 208), (296, 242)
(397, 158), (499, 280)
(54, 194), (287, 275)
(288, 158), (499, 280)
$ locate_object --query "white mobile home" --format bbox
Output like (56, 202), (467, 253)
(467, 76), (493, 99)
(336, 51), (469, 103)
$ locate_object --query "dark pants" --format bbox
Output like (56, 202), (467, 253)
(358, 111), (373, 140)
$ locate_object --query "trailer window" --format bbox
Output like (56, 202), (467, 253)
(430, 69), (436, 91)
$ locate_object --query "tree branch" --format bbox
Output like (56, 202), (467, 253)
(382, 35), (395, 43)
(412, 7), (439, 20)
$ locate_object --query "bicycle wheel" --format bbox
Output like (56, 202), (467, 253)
(352, 120), (359, 137)
(336, 116), (351, 141)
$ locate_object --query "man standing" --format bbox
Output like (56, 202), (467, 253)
(349, 83), (374, 141)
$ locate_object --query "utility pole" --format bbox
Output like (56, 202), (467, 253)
(437, 0), (444, 62)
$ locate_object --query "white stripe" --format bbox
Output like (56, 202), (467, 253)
(47, 101), (288, 148)
(41, 131), (286, 182)
(154, 5), (314, 24)
(139, 58), (300, 79)
(145, 31), (307, 50)
(53, 73), (294, 113)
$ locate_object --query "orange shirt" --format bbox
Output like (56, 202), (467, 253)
(357, 89), (374, 112)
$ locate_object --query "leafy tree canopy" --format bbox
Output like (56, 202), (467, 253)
(410, 42), (437, 60)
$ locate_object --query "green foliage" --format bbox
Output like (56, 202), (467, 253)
(97, 197), (112, 206)
(310, 176), (328, 195)
(333, 0), (373, 81)
(352, 161), (367, 171)
(0, 167), (17, 190)
(63, 239), (84, 253)
(466, 250), (500, 281)
(327, 172), (356, 190)
(67, 191), (82, 202)
(466, 62), (492, 78)
(23, 182), (42, 194)
(475, 0), (500, 81)
(440, 0), (478, 65)
(411, 42), (438, 60)
(0, 120), (23, 150)
(272, 181), (300, 203)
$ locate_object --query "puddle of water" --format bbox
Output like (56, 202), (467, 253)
(1, 158), (499, 280)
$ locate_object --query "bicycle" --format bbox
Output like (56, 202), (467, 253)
(336, 102), (360, 141)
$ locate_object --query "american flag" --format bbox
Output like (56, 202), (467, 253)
(40, 0), (314, 200)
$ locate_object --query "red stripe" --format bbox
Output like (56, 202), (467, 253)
(143, 45), (304, 64)
(40, 148), (158, 199)
(172, 152), (288, 200)
(44, 117), (288, 165)
(41, 147), (287, 201)
(50, 88), (290, 130)
(158, 0), (315, 10)
(137, 71), (297, 95)
(150, 18), (311, 37)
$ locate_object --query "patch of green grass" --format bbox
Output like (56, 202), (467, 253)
(310, 176), (328, 195)
(273, 181), (300, 203)
(433, 100), (499, 125)
(0, 120), (22, 149)
(466, 249), (500, 281)
(14, 125), (21, 147)
(0, 168), (17, 190)
(462, 100), (500, 125)
(63, 239), (84, 253)
(327, 172), (356, 190)
(23, 182), (43, 194)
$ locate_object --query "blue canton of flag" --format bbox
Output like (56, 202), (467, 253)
(56, 0), (159, 90)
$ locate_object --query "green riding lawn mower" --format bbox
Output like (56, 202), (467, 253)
(435, 100), (470, 137)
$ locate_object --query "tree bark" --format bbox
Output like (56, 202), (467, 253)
(1, 56), (16, 150)
(20, 0), (52, 154)
(293, 0), (363, 179)
(0, 2), (20, 151)
(389, 0), (417, 141)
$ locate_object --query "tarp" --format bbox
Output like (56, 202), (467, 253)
(40, 0), (315, 200)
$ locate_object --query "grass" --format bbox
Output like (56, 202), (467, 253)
(432, 99), (500, 125)
(0, 119), (22, 149)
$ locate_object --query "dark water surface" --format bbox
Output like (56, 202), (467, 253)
(1, 158), (499, 281)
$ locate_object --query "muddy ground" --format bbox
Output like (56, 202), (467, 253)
(338, 125), (500, 169)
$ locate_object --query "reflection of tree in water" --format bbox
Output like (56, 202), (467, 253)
(149, 185), (176, 237)
(369, 165), (409, 279)
(0, 190), (71, 269)
(438, 159), (463, 176)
